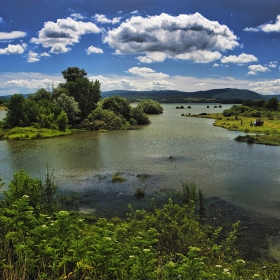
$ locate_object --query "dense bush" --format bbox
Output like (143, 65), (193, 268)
(137, 99), (163, 114)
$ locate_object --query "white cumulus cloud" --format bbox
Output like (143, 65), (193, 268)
(221, 53), (258, 64)
(248, 64), (270, 75)
(94, 14), (122, 24)
(0, 31), (27, 40)
(30, 17), (101, 54)
(127, 67), (169, 79)
(103, 13), (238, 63)
(249, 79), (280, 94)
(27, 50), (51, 62)
(5, 78), (60, 89)
(89, 74), (174, 91)
(86, 46), (103, 54)
(244, 15), (280, 33)
(70, 13), (85, 20)
(0, 43), (26, 55)
(268, 61), (278, 68)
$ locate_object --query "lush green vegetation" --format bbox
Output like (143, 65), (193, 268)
(0, 67), (151, 140)
(137, 99), (164, 114)
(0, 170), (280, 279)
(193, 97), (280, 145)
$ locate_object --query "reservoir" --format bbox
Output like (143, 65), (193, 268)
(1, 104), (280, 219)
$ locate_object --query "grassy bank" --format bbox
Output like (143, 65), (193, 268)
(0, 126), (72, 140)
(0, 105), (7, 110)
(193, 113), (280, 145)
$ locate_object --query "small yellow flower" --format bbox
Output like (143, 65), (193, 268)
(143, 248), (151, 252)
(215, 265), (222, 268)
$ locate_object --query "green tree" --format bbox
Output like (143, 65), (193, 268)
(54, 93), (80, 124)
(266, 97), (279, 111)
(5, 94), (26, 128)
(62, 67), (87, 83)
(102, 95), (131, 120)
(137, 99), (163, 114)
(88, 107), (122, 129)
(61, 67), (101, 119)
(130, 107), (150, 125)
(29, 88), (51, 102)
(56, 111), (68, 131)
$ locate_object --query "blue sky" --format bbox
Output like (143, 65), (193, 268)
(1, 0), (280, 96)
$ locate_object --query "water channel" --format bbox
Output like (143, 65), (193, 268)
(1, 104), (280, 220)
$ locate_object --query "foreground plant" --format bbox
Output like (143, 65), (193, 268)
(0, 171), (280, 279)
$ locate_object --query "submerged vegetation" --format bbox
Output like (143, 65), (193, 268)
(192, 97), (280, 145)
(0, 170), (280, 279)
(0, 67), (162, 140)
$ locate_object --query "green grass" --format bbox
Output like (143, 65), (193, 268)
(195, 113), (280, 146)
(1, 126), (72, 140)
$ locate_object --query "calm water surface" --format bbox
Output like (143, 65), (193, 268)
(1, 104), (280, 219)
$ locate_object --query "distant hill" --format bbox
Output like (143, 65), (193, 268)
(0, 88), (276, 104)
(102, 88), (266, 103)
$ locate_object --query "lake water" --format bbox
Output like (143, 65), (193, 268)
(1, 104), (280, 220)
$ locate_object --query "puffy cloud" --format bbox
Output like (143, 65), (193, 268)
(70, 13), (85, 20)
(94, 14), (122, 24)
(248, 64), (270, 75)
(0, 43), (25, 55)
(244, 15), (280, 33)
(127, 67), (169, 79)
(5, 78), (61, 89)
(89, 74), (174, 91)
(86, 45), (103, 54)
(103, 13), (238, 63)
(27, 51), (40, 62)
(0, 17), (3, 23)
(27, 50), (51, 62)
(249, 79), (280, 94)
(0, 31), (27, 40)
(196, 83), (206, 86)
(213, 63), (219, 67)
(30, 17), (101, 53)
(268, 61), (278, 68)
(221, 53), (258, 64)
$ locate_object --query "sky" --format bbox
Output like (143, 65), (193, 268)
(1, 0), (280, 96)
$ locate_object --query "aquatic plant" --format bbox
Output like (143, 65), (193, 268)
(112, 173), (126, 183)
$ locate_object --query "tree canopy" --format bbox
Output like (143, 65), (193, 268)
(3, 67), (153, 133)
(137, 99), (163, 114)
(62, 67), (87, 83)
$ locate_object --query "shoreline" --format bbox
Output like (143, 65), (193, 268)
(189, 113), (280, 146)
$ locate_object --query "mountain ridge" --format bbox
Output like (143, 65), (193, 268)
(102, 88), (274, 103)
(1, 88), (279, 104)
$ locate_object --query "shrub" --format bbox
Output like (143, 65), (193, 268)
(137, 99), (163, 114)
(112, 173), (126, 183)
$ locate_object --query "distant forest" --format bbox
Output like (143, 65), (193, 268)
(1, 88), (279, 105)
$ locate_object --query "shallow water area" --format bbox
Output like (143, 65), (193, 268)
(1, 104), (280, 222)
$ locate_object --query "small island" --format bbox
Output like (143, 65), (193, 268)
(0, 67), (163, 140)
(191, 98), (280, 145)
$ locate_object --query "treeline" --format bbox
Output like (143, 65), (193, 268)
(223, 97), (280, 118)
(0, 170), (279, 279)
(1, 67), (163, 132)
